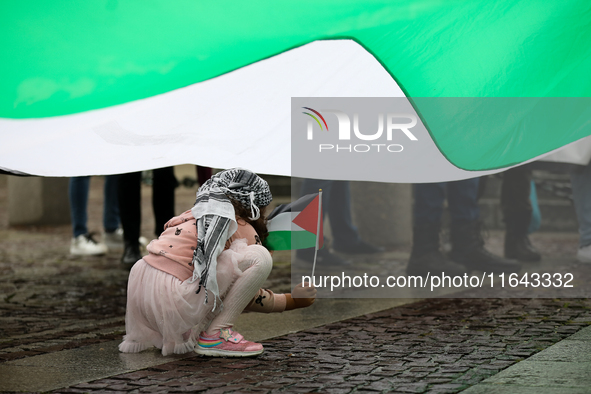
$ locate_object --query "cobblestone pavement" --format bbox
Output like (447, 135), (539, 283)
(50, 297), (591, 394)
(2, 175), (591, 393)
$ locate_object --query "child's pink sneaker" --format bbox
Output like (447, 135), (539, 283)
(195, 328), (263, 357)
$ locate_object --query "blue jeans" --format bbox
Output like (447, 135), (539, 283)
(413, 178), (480, 226)
(69, 176), (120, 237)
(300, 179), (360, 247)
(571, 163), (591, 247)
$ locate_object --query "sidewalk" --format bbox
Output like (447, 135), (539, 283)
(2, 297), (589, 393)
(1, 174), (590, 393)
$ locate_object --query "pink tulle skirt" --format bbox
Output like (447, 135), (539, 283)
(118, 241), (245, 356)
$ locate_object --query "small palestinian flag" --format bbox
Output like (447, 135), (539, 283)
(264, 193), (323, 251)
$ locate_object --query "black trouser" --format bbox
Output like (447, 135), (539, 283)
(118, 167), (177, 245)
(500, 165), (532, 236)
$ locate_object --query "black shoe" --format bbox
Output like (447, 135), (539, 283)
(296, 247), (350, 266)
(333, 239), (385, 254)
(451, 247), (521, 274)
(407, 223), (468, 277)
(407, 250), (467, 277)
(121, 241), (142, 267)
(504, 234), (541, 262)
(450, 221), (521, 274)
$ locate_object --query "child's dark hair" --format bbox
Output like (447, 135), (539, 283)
(229, 198), (269, 243)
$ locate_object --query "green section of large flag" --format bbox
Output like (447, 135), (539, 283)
(412, 97), (591, 171)
(2, 0), (591, 170)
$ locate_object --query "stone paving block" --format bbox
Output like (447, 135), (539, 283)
(149, 371), (192, 381)
(348, 359), (375, 365)
(488, 360), (515, 368)
(429, 354), (463, 364)
(438, 366), (471, 373)
(384, 376), (416, 384)
(115, 370), (157, 380)
(494, 354), (523, 361)
(445, 347), (474, 354)
(505, 350), (537, 357)
(423, 377), (454, 384)
(101, 391), (134, 394)
(106, 383), (136, 391)
(364, 379), (394, 391)
(71, 382), (110, 389)
(138, 385), (168, 393)
(255, 383), (289, 390)
(127, 379), (160, 387)
(463, 351), (503, 360)
(322, 387), (355, 394)
(565, 325), (591, 341)
(390, 382), (429, 393)
(346, 375), (382, 382)
(271, 387), (316, 393)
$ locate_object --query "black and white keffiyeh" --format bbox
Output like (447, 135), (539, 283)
(189, 168), (272, 310)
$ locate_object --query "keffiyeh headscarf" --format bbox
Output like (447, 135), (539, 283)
(190, 168), (272, 310)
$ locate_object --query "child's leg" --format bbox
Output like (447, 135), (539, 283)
(206, 245), (272, 335)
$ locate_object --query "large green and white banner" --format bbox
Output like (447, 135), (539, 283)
(1, 1), (590, 179)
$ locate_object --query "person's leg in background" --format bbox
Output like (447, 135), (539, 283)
(501, 165), (541, 261)
(447, 177), (481, 225)
(407, 182), (464, 276)
(119, 172), (142, 266)
(152, 167), (177, 237)
(70, 176), (90, 239)
(329, 181), (384, 253)
(413, 182), (447, 228)
(326, 181), (359, 247)
(196, 166), (213, 186)
(69, 176), (108, 256)
(103, 175), (120, 233)
(102, 175), (124, 251)
(447, 178), (521, 273)
(571, 162), (591, 263)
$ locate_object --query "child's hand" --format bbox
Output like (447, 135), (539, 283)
(291, 281), (317, 308)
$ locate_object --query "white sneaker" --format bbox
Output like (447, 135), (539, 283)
(103, 228), (124, 252)
(103, 228), (149, 252)
(576, 244), (591, 263)
(70, 234), (108, 256)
